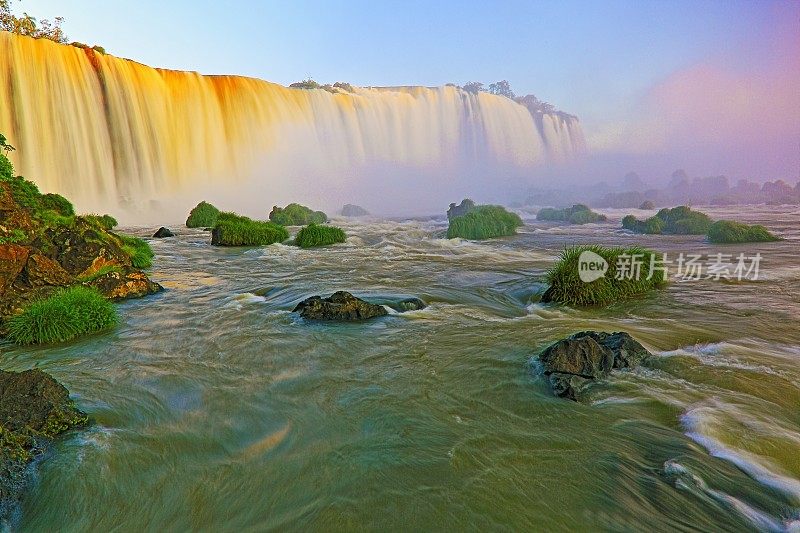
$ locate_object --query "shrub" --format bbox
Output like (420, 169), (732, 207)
(707, 220), (780, 244)
(269, 203), (328, 226)
(118, 235), (154, 268)
(84, 213), (117, 230)
(40, 193), (75, 216)
(295, 223), (347, 248)
(0, 151), (13, 179)
(537, 204), (607, 224)
(447, 205), (523, 240)
(289, 79), (321, 90)
(186, 201), (220, 228)
(545, 245), (666, 307)
(212, 212), (289, 246)
(5, 286), (118, 345)
(622, 206), (712, 235)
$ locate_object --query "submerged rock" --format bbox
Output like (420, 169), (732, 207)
(393, 297), (427, 312)
(340, 204), (369, 217)
(536, 331), (652, 400)
(152, 227), (174, 238)
(293, 291), (388, 321)
(0, 369), (88, 522)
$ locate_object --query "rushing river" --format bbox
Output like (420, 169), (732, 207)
(3, 205), (800, 531)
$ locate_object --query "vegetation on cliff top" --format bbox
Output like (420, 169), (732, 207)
(5, 286), (118, 345)
(269, 203), (327, 226)
(295, 223), (347, 248)
(707, 220), (781, 244)
(447, 205), (523, 240)
(211, 212), (289, 246)
(622, 206), (713, 235)
(186, 201), (220, 228)
(537, 204), (607, 224)
(544, 245), (666, 307)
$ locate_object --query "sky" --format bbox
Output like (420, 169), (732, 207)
(20, 0), (800, 183)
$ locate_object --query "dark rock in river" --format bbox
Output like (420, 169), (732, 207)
(447, 198), (476, 220)
(393, 297), (427, 312)
(340, 204), (369, 217)
(0, 369), (88, 522)
(153, 226), (174, 238)
(293, 291), (388, 321)
(536, 331), (652, 400)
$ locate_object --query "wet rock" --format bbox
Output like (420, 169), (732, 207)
(393, 297), (427, 312)
(293, 291), (388, 321)
(340, 204), (369, 217)
(152, 227), (174, 238)
(536, 331), (652, 400)
(85, 269), (163, 301)
(447, 198), (476, 220)
(18, 254), (73, 288)
(0, 245), (30, 296)
(0, 369), (88, 522)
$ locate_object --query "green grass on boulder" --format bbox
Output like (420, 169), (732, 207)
(119, 235), (154, 268)
(622, 206), (712, 235)
(707, 220), (780, 244)
(269, 203), (327, 226)
(5, 286), (118, 345)
(295, 223), (347, 248)
(537, 204), (607, 224)
(544, 245), (666, 306)
(186, 201), (220, 228)
(212, 212), (289, 246)
(447, 205), (523, 240)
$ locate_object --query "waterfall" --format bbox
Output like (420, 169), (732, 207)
(0, 32), (586, 217)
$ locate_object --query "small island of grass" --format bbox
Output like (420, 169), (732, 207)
(622, 206), (712, 235)
(269, 203), (327, 226)
(211, 212), (289, 246)
(447, 205), (523, 240)
(537, 204), (607, 224)
(186, 201), (220, 228)
(707, 220), (781, 244)
(295, 223), (347, 248)
(543, 245), (666, 306)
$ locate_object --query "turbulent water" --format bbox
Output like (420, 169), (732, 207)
(1, 204), (798, 531)
(0, 32), (584, 217)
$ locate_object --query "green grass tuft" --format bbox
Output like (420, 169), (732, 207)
(537, 204), (607, 224)
(5, 286), (118, 345)
(212, 212), (289, 246)
(119, 234), (154, 268)
(295, 223), (347, 248)
(186, 201), (220, 228)
(447, 205), (523, 240)
(269, 203), (328, 226)
(545, 245), (666, 306)
(707, 220), (780, 244)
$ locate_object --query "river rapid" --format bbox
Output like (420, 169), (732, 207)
(3, 205), (799, 532)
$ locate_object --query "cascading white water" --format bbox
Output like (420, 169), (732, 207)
(0, 32), (586, 218)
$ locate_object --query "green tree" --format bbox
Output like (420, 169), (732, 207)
(462, 81), (484, 94)
(488, 80), (514, 99)
(0, 0), (68, 43)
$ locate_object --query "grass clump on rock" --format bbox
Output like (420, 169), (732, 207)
(707, 220), (780, 244)
(5, 286), (118, 345)
(543, 245), (666, 306)
(295, 223), (347, 248)
(212, 212), (289, 246)
(186, 201), (220, 228)
(622, 206), (713, 235)
(269, 203), (327, 226)
(119, 235), (154, 268)
(447, 205), (523, 240)
(537, 204), (607, 224)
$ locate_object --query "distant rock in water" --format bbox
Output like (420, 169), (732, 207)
(536, 331), (652, 400)
(293, 291), (388, 321)
(393, 297), (427, 312)
(447, 199), (476, 220)
(0, 369), (88, 522)
(639, 200), (655, 210)
(153, 227), (174, 238)
(340, 204), (369, 217)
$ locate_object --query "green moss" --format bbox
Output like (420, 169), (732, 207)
(0, 229), (27, 244)
(707, 220), (780, 244)
(623, 206), (712, 235)
(0, 426), (32, 462)
(295, 223), (347, 248)
(269, 203), (328, 226)
(5, 286), (118, 345)
(537, 204), (607, 224)
(40, 193), (75, 216)
(186, 201), (220, 228)
(82, 213), (118, 230)
(212, 212), (289, 246)
(118, 235), (154, 268)
(545, 245), (666, 306)
(77, 264), (123, 282)
(447, 205), (523, 240)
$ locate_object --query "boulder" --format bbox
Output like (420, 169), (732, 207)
(152, 227), (174, 238)
(18, 254), (73, 288)
(0, 369), (88, 522)
(86, 269), (163, 300)
(393, 297), (427, 312)
(0, 244), (30, 296)
(447, 198), (476, 220)
(293, 291), (388, 321)
(639, 200), (656, 210)
(536, 331), (652, 400)
(340, 204), (369, 217)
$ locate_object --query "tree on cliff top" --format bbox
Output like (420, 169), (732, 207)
(488, 80), (515, 99)
(0, 0), (67, 43)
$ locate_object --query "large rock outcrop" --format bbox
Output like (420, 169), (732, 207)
(536, 331), (652, 400)
(293, 291), (388, 321)
(0, 369), (88, 522)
